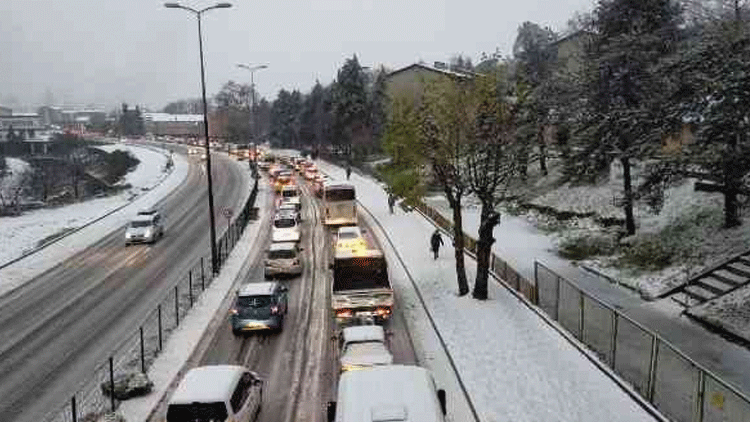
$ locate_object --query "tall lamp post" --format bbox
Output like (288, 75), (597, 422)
(165, 1), (232, 274)
(236, 63), (268, 143)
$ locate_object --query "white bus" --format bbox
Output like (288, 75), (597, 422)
(323, 182), (357, 226)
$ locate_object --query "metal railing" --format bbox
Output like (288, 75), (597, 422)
(43, 178), (259, 422)
(413, 197), (750, 422)
(535, 262), (750, 422)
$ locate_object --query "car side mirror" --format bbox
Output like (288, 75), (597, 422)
(327, 401), (336, 422)
(437, 389), (446, 415)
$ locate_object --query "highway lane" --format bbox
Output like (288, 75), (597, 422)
(0, 149), (250, 422)
(163, 173), (416, 422)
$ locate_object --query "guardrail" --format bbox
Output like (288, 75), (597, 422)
(413, 198), (750, 422)
(43, 177), (259, 422)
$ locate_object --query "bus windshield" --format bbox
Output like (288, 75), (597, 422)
(325, 187), (355, 201)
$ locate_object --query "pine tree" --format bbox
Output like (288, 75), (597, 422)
(575, 0), (683, 235)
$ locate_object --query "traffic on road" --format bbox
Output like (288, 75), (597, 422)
(168, 150), (437, 422)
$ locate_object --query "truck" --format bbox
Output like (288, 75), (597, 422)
(331, 229), (394, 326)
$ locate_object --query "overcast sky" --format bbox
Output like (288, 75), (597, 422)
(2, 0), (593, 111)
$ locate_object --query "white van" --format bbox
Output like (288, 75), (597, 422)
(327, 365), (446, 422)
(167, 365), (263, 422)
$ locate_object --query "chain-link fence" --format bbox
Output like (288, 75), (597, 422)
(43, 178), (259, 422)
(535, 261), (750, 422)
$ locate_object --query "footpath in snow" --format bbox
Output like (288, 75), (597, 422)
(0, 143), (189, 296)
(316, 161), (660, 422)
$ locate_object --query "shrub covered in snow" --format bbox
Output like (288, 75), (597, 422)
(558, 232), (618, 260)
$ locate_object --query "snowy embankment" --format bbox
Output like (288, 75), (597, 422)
(0, 144), (188, 295)
(0, 157), (32, 195)
(317, 161), (660, 422)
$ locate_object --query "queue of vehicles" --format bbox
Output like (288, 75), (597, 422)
(165, 152), (446, 422)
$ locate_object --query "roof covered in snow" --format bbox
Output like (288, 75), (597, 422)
(143, 113), (203, 123)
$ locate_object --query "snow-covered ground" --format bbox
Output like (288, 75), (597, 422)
(0, 157), (32, 196)
(0, 143), (188, 295)
(96, 144), (173, 193)
(317, 161), (661, 422)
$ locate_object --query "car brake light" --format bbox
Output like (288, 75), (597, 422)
(230, 308), (238, 315)
(336, 309), (353, 318)
(376, 307), (391, 316)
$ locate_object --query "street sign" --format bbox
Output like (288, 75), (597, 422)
(222, 208), (233, 219)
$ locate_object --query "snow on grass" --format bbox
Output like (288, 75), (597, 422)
(0, 144), (188, 294)
(96, 144), (172, 192)
(318, 160), (658, 422)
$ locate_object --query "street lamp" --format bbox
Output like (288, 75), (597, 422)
(165, 1), (232, 274)
(236, 63), (268, 143)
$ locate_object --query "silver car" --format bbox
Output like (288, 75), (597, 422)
(265, 242), (303, 279)
(125, 209), (164, 245)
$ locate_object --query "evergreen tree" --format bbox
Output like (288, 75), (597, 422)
(574, 0), (683, 235)
(664, 13), (750, 227)
(332, 55), (369, 156)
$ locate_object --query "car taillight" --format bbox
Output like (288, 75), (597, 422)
(230, 308), (238, 315)
(336, 309), (353, 318)
(270, 306), (279, 315)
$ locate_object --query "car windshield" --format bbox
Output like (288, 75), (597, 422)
(166, 402), (228, 422)
(269, 249), (296, 259)
(237, 295), (273, 308)
(129, 220), (152, 228)
(274, 218), (296, 229)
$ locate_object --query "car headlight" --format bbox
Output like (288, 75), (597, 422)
(144, 229), (153, 237)
(341, 364), (366, 372)
(125, 233), (132, 239)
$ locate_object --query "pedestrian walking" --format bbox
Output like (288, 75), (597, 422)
(388, 193), (396, 214)
(430, 229), (444, 260)
(346, 166), (352, 180)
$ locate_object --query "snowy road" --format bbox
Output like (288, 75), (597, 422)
(147, 174), (418, 422)
(0, 147), (251, 422)
(0, 143), (178, 271)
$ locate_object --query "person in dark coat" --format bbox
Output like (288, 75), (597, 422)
(388, 193), (396, 214)
(346, 166), (352, 180)
(430, 229), (444, 260)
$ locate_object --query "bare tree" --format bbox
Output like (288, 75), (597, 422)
(466, 69), (520, 300)
(383, 78), (473, 296)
